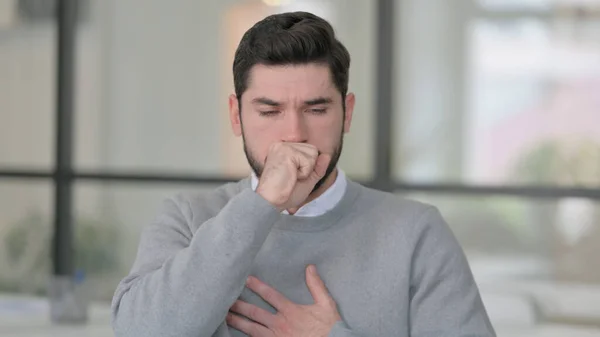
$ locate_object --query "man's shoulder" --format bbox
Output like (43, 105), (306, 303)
(353, 182), (435, 216)
(350, 182), (442, 230)
(351, 182), (452, 245)
(167, 178), (250, 220)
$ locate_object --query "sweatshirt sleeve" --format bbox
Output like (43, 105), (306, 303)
(409, 207), (497, 337)
(111, 189), (281, 337)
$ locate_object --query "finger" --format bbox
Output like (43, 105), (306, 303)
(308, 153), (331, 183)
(291, 151), (317, 180)
(288, 143), (319, 158)
(305, 265), (335, 305)
(230, 300), (276, 327)
(279, 143), (318, 180)
(246, 276), (294, 312)
(277, 142), (318, 160)
(226, 312), (270, 336)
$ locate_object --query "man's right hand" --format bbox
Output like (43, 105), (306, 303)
(256, 142), (331, 212)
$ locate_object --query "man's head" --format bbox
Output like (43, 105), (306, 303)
(228, 11), (355, 191)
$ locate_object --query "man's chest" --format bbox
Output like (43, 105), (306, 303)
(228, 238), (412, 336)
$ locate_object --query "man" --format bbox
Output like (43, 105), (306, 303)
(111, 11), (496, 337)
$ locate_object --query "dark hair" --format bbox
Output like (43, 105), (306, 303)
(233, 11), (350, 103)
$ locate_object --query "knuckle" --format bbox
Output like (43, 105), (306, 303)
(254, 283), (266, 295)
(264, 288), (275, 301)
(270, 142), (282, 152)
(248, 306), (259, 319)
(282, 146), (295, 157)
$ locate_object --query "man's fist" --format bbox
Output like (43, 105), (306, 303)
(256, 142), (331, 212)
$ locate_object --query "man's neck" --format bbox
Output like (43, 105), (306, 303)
(287, 168), (338, 215)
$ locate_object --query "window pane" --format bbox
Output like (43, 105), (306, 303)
(73, 182), (221, 302)
(478, 0), (600, 12)
(0, 181), (53, 296)
(397, 192), (600, 332)
(466, 19), (600, 187)
(75, 0), (375, 180)
(478, 0), (552, 11)
(394, 4), (600, 187)
(0, 13), (55, 168)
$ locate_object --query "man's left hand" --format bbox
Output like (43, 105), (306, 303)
(227, 265), (341, 337)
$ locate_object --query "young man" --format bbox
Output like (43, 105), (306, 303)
(111, 11), (496, 337)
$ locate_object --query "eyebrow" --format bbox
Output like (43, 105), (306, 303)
(304, 97), (333, 106)
(250, 97), (333, 106)
(251, 97), (281, 106)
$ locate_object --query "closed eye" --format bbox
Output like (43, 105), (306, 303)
(308, 108), (327, 115)
(259, 110), (280, 117)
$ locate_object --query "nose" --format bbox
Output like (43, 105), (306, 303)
(281, 111), (308, 143)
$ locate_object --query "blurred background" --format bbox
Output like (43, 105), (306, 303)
(1, 0), (600, 336)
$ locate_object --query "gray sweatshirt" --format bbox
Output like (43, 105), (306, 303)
(111, 178), (496, 337)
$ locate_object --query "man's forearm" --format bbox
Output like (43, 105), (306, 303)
(112, 189), (281, 337)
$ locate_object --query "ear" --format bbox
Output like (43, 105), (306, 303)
(343, 93), (355, 133)
(229, 94), (242, 137)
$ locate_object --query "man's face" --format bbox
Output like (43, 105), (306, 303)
(229, 63), (354, 189)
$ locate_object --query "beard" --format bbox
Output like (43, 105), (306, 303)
(243, 132), (343, 194)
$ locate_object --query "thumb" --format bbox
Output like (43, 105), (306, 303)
(305, 265), (334, 305)
(308, 153), (331, 183)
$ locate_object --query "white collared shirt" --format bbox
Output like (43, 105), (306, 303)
(250, 169), (347, 217)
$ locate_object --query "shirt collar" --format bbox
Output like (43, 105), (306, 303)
(250, 168), (347, 217)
